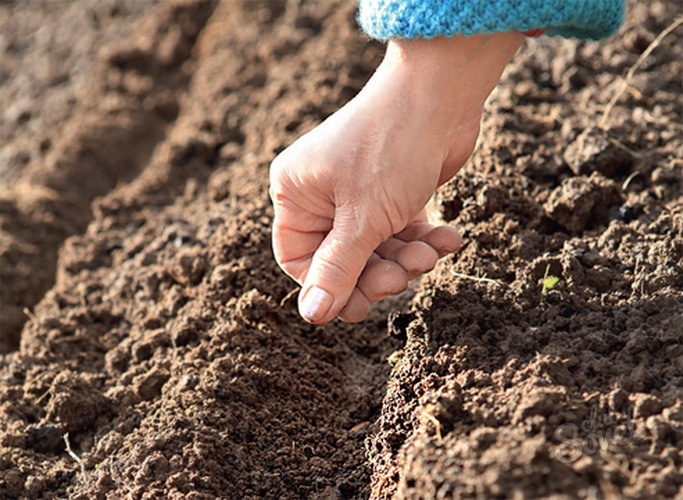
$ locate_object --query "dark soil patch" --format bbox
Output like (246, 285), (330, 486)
(1, 0), (681, 498)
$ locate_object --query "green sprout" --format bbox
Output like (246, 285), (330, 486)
(543, 276), (560, 294)
(541, 264), (561, 298)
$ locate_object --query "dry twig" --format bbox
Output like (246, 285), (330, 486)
(63, 432), (87, 480)
(599, 16), (683, 129)
(279, 287), (300, 307)
(450, 270), (504, 287)
(22, 307), (37, 323)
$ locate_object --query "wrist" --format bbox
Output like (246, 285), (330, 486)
(380, 32), (524, 118)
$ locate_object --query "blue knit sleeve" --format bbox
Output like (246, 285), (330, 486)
(358, 0), (626, 40)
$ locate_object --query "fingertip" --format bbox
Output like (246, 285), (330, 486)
(422, 226), (463, 257)
(299, 220), (379, 323)
(299, 285), (334, 323)
(337, 288), (370, 323)
(395, 241), (439, 274)
(357, 259), (408, 302)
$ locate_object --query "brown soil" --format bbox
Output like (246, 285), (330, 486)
(1, 0), (681, 499)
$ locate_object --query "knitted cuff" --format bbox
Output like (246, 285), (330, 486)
(358, 0), (626, 41)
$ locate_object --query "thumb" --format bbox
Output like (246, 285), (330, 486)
(298, 214), (380, 324)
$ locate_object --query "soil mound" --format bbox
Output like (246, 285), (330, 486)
(1, 0), (681, 498)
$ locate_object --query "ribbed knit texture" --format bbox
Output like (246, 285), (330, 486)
(358, 0), (626, 40)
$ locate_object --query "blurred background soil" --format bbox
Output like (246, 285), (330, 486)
(0, 0), (681, 498)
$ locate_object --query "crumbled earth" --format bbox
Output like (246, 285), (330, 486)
(370, 1), (683, 498)
(0, 0), (681, 499)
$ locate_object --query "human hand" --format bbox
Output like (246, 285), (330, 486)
(270, 32), (524, 324)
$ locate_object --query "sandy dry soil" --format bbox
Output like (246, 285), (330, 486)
(1, 0), (681, 498)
